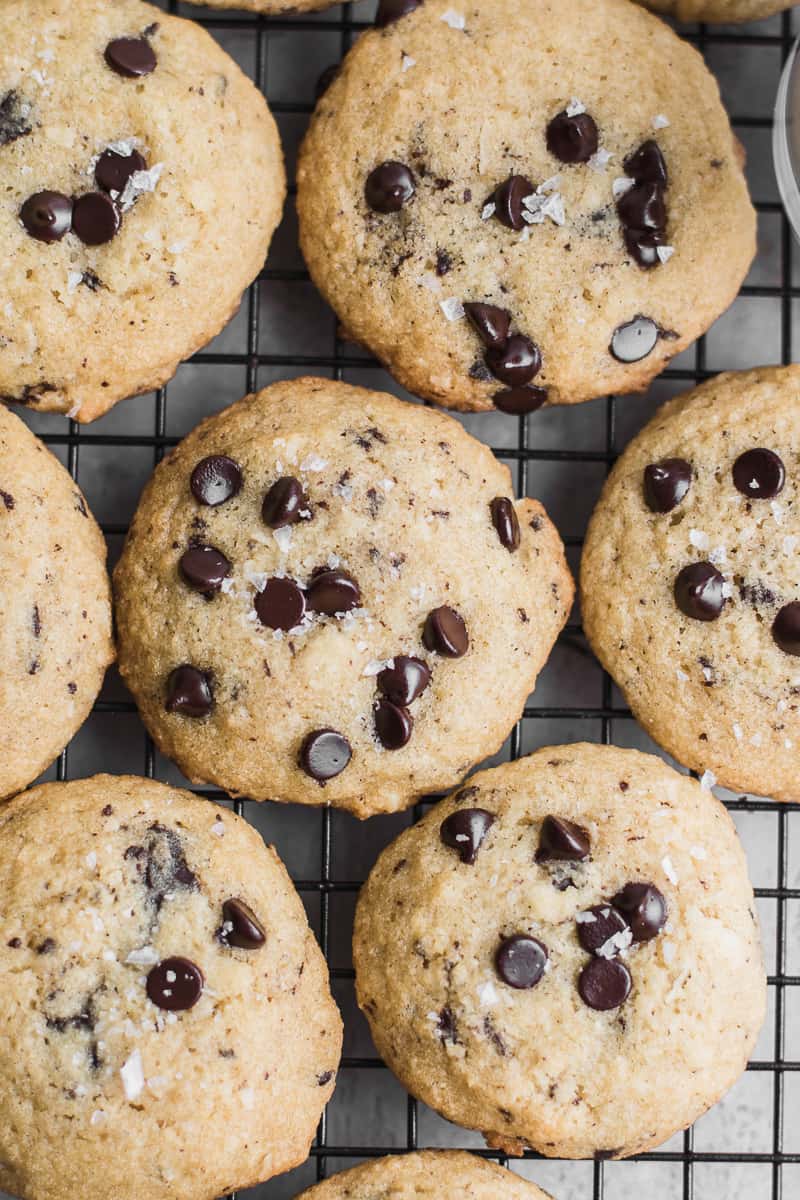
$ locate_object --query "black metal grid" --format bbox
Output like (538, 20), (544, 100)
(21, 4), (800, 1199)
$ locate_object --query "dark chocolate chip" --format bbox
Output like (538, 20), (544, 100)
(20, 191), (72, 243)
(365, 162), (415, 213)
(578, 956), (631, 1011)
(609, 315), (659, 363)
(374, 698), (413, 749)
(463, 302), (511, 350)
(299, 728), (352, 781)
(254, 577), (306, 631)
(262, 475), (308, 528)
(314, 64), (340, 100)
(317, 1069), (335, 1085)
(485, 334), (542, 387)
(375, 0), (422, 25)
(105, 37), (157, 78)
(611, 882), (667, 943)
(72, 193), (120, 246)
(576, 905), (630, 956)
(94, 147), (146, 195)
(643, 458), (692, 513)
(165, 665), (213, 717)
(146, 957), (204, 1011)
(377, 655), (431, 705)
(423, 605), (468, 657)
(490, 497), (520, 551)
(440, 808), (495, 864)
(732, 448), (785, 500)
(624, 140), (668, 186)
(179, 545), (231, 595)
(772, 602), (800, 656)
(616, 181), (666, 233)
(495, 934), (548, 989)
(306, 569), (361, 615)
(674, 562), (726, 622)
(493, 385), (548, 414)
(536, 815), (590, 863)
(492, 175), (535, 231)
(0, 90), (32, 146)
(624, 226), (668, 270)
(190, 456), (243, 507)
(220, 898), (266, 949)
(546, 109), (599, 164)
(37, 937), (56, 954)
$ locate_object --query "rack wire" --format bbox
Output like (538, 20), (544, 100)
(15, 4), (800, 1199)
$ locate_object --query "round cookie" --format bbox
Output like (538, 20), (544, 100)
(296, 1151), (552, 1199)
(582, 366), (800, 803)
(640, 0), (792, 21)
(353, 744), (766, 1159)
(0, 775), (342, 1200)
(0, 407), (113, 800)
(296, 0), (754, 416)
(113, 377), (572, 818)
(0, 0), (284, 424)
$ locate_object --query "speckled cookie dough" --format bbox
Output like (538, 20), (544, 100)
(0, 775), (342, 1200)
(582, 366), (800, 803)
(296, 0), (754, 416)
(113, 377), (572, 818)
(640, 0), (792, 21)
(296, 1150), (553, 1199)
(0, 407), (113, 800)
(0, 0), (284, 424)
(353, 745), (766, 1159)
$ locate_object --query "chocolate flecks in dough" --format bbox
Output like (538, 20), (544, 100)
(423, 605), (468, 657)
(31, 604), (41, 637)
(536, 815), (590, 862)
(738, 580), (776, 608)
(349, 425), (388, 450)
(365, 161), (415, 213)
(0, 90), (32, 145)
(453, 784), (480, 804)
(674, 562), (726, 622)
(37, 938), (56, 954)
(27, 659), (40, 676)
(165, 664), (214, 717)
(81, 270), (103, 292)
(74, 493), (88, 517)
(492, 175), (534, 231)
(643, 458), (692, 513)
(435, 249), (453, 276)
(374, 0), (422, 26)
(366, 486), (384, 518)
(546, 109), (599, 164)
(67, 681), (77, 694)
(374, 698), (413, 749)
(495, 934), (548, 989)
(483, 1014), (508, 1056)
(732, 448), (785, 500)
(469, 360), (493, 382)
(124, 823), (197, 911)
(0, 490), (14, 510)
(218, 898), (266, 949)
(299, 728), (352, 782)
(316, 1069), (335, 1085)
(101, 804), (113, 816)
(104, 37), (157, 79)
(190, 455), (243, 507)
(436, 1006), (459, 1045)
(146, 957), (204, 1012)
(7, 937), (21, 949)
(578, 956), (631, 1010)
(440, 808), (495, 864)
(490, 497), (520, 551)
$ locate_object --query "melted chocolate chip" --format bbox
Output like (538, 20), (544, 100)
(72, 192), (120, 246)
(374, 0), (422, 25)
(374, 698), (413, 749)
(95, 147), (146, 195)
(165, 665), (213, 717)
(0, 90), (32, 146)
(130, 823), (197, 909)
(609, 315), (659, 363)
(377, 655), (431, 705)
(611, 882), (667, 942)
(490, 497), (520, 551)
(20, 191), (72, 242)
(617, 181), (666, 233)
(146, 957), (203, 1011)
(576, 905), (629, 956)
(306, 569), (361, 615)
(179, 545), (231, 595)
(732, 448), (785, 500)
(546, 110), (599, 164)
(772, 602), (800, 656)
(643, 458), (692, 513)
(578, 956), (631, 1011)
(674, 562), (726, 622)
(536, 815), (590, 863)
(220, 898), (266, 949)
(423, 606), (468, 657)
(463, 302), (511, 350)
(262, 475), (307, 527)
(624, 140), (668, 186)
(299, 728), (352, 781)
(493, 385), (548, 414)
(495, 934), (548, 989)
(255, 577), (306, 631)
(485, 334), (542, 387)
(105, 37), (157, 78)
(365, 162), (415, 212)
(190, 456), (243, 507)
(492, 175), (535, 231)
(440, 808), (495, 864)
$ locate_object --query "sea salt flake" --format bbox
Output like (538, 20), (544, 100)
(379, 478), (395, 492)
(588, 147), (613, 172)
(120, 1049), (145, 1101)
(750, 732), (763, 747)
(565, 97), (586, 117)
(733, 723), (743, 742)
(785, 738), (793, 749)
(273, 525), (292, 554)
(90, 1110), (107, 1126)
(67, 270), (83, 295)
(119, 162), (164, 211)
(85, 851), (97, 870)
(477, 979), (499, 1006)
(540, 191), (565, 226)
(401, 54), (416, 71)
(418, 272), (442, 292)
(661, 855), (679, 885)
(689, 528), (709, 550)
(709, 544), (727, 565)
(613, 175), (634, 199)
(662, 939), (675, 963)
(300, 453), (328, 472)
(575, 910), (597, 924)
(441, 8), (465, 27)
(783, 535), (798, 555)
(240, 1087), (256, 1109)
(656, 245), (675, 263)
(676, 668), (689, 682)
(538, 174), (561, 194)
(210, 819), (225, 837)
(440, 296), (465, 321)
(363, 657), (393, 677)
(689, 845), (707, 860)
(721, 581), (734, 599)
(597, 927), (633, 959)
(652, 113), (670, 130)
(771, 501), (784, 525)
(481, 201), (496, 221)
(700, 769), (717, 791)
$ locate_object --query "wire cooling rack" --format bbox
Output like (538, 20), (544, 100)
(12, 4), (800, 1199)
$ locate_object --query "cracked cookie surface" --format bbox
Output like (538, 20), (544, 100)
(296, 1150), (552, 1198)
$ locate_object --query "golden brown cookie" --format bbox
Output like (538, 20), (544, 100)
(641, 0), (791, 20)
(295, 1151), (552, 1199)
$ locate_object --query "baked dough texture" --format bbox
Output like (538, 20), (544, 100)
(295, 1150), (552, 1198)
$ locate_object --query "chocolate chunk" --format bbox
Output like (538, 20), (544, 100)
(492, 175), (535, 231)
(365, 162), (415, 212)
(105, 37), (157, 78)
(578, 956), (631, 1010)
(146, 957), (204, 1011)
(495, 934), (548, 989)
(772, 602), (800, 656)
(262, 475), (307, 528)
(37, 937), (56, 954)
(440, 808), (495, 864)
(463, 302), (511, 350)
(423, 605), (468, 657)
(624, 140), (668, 186)
(609, 315), (659, 363)
(132, 823), (197, 908)
(493, 385), (548, 414)
(375, 0), (422, 25)
(190, 455), (242, 507)
(546, 110), (599, 164)
(374, 698), (413, 749)
(576, 905), (630, 956)
(624, 227), (668, 270)
(536, 815), (590, 863)
(314, 64), (340, 100)
(179, 545), (231, 595)
(643, 458), (692, 513)
(674, 562), (726, 622)
(611, 882), (667, 942)
(20, 191), (72, 243)
(306, 569), (361, 615)
(490, 497), (520, 551)
(485, 334), (542, 387)
(72, 192), (120, 246)
(299, 729), (352, 781)
(219, 898), (266, 949)
(617, 181), (666, 233)
(254, 577), (306, 631)
(732, 448), (785, 500)
(165, 665), (213, 717)
(0, 91), (32, 145)
(377, 655), (430, 705)
(95, 147), (146, 195)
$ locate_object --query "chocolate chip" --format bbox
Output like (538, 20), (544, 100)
(611, 882), (667, 942)
(262, 475), (307, 527)
(493, 386), (548, 414)
(423, 606), (468, 657)
(105, 37), (157, 78)
(374, 698), (413, 749)
(643, 458), (692, 513)
(37, 937), (56, 954)
(624, 140), (668, 186)
(624, 227), (668, 270)
(179, 545), (231, 595)
(440, 808), (495, 864)
(485, 334), (542, 387)
(492, 175), (535, 231)
(0, 91), (32, 145)
(190, 456), (243, 507)
(377, 655), (430, 705)
(772, 602), (800, 656)
(306, 569), (361, 615)
(578, 956), (631, 1010)
(463, 302), (510, 350)
(254, 577), (306, 631)
(609, 315), (659, 363)
(617, 182), (666, 233)
(299, 729), (352, 781)
(72, 193), (120, 246)
(576, 905), (630, 955)
(674, 562), (726, 622)
(536, 815), (590, 863)
(495, 934), (548, 989)
(490, 497), (520, 551)
(317, 1069), (335, 1085)
(732, 448), (785, 500)
(165, 665), (213, 717)
(135, 823), (197, 908)
(20, 191), (72, 242)
(546, 110), (599, 164)
(315, 64), (340, 100)
(219, 898), (266, 949)
(375, 0), (422, 25)
(365, 162), (415, 213)
(146, 957), (204, 1011)
(94, 147), (146, 195)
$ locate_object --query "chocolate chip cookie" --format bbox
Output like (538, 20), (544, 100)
(114, 377), (572, 818)
(0, 407), (113, 800)
(582, 365), (800, 802)
(296, 0), (754, 416)
(353, 744), (766, 1159)
(0, 774), (342, 1200)
(1, 0), (284, 424)
(641, 0), (791, 20)
(296, 1151), (552, 1199)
